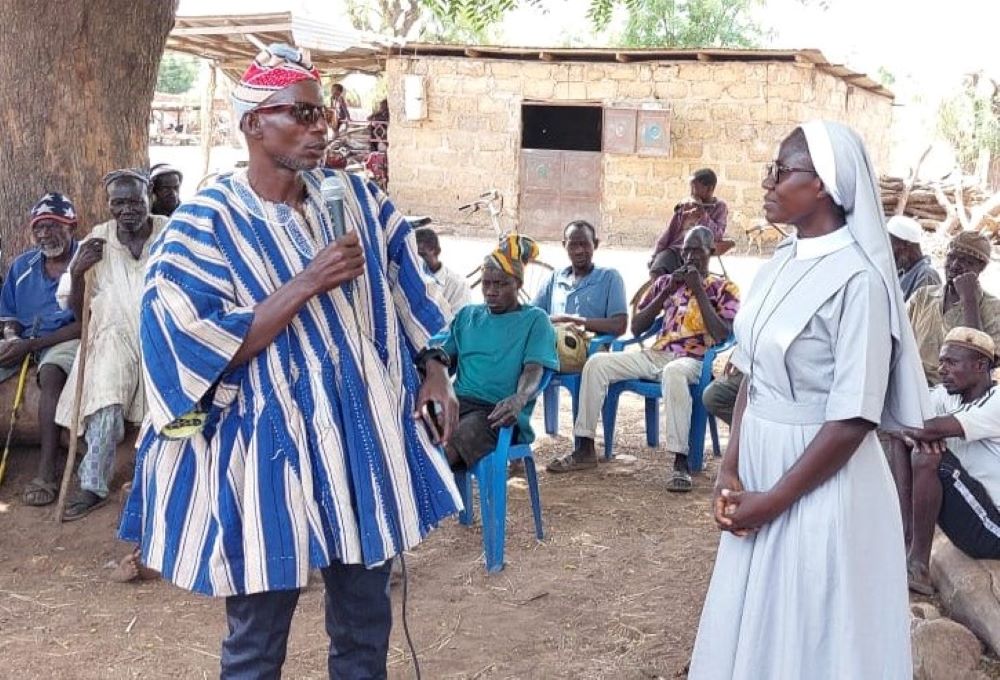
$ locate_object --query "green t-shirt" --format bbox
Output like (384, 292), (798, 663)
(441, 304), (559, 442)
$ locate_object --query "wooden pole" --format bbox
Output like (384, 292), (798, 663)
(54, 274), (93, 522)
(199, 62), (217, 182)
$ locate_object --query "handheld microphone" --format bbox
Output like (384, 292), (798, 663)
(320, 175), (348, 240)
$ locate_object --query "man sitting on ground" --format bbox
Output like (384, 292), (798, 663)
(908, 230), (1000, 385)
(533, 220), (627, 368)
(0, 193), (81, 506)
(547, 227), (739, 491)
(649, 168), (728, 273)
(415, 227), (472, 316)
(148, 163), (183, 217)
(437, 236), (558, 470)
(54, 170), (168, 521)
(888, 215), (940, 301)
(889, 328), (1000, 595)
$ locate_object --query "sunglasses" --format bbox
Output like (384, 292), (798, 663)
(764, 162), (817, 184)
(253, 102), (331, 126)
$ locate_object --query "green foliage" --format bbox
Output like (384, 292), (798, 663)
(875, 66), (895, 88)
(937, 75), (1000, 173)
(618, 0), (767, 48)
(156, 52), (198, 95)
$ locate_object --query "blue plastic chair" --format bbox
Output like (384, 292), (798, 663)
(542, 333), (618, 436)
(600, 328), (735, 473)
(454, 370), (553, 573)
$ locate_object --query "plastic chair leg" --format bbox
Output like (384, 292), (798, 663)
(456, 470), (473, 526)
(523, 455), (544, 540)
(688, 405), (708, 473)
(644, 397), (660, 448)
(601, 389), (621, 460)
(543, 384), (559, 436)
(477, 448), (509, 573)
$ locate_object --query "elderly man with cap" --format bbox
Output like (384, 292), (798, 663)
(889, 327), (1000, 594)
(436, 235), (559, 470)
(118, 44), (461, 678)
(54, 169), (169, 521)
(887, 215), (940, 301)
(908, 230), (1000, 385)
(548, 226), (739, 492)
(148, 163), (183, 217)
(0, 193), (81, 506)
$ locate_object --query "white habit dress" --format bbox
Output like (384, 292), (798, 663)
(689, 228), (912, 679)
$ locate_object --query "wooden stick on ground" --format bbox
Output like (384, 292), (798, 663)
(54, 273), (94, 522)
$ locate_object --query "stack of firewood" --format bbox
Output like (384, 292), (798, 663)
(880, 175), (1000, 239)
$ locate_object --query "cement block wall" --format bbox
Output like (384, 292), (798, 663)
(385, 55), (893, 247)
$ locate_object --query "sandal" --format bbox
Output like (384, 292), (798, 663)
(62, 489), (109, 522)
(23, 477), (58, 506)
(667, 471), (693, 493)
(546, 452), (598, 474)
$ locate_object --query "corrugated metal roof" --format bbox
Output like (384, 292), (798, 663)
(167, 12), (395, 78)
(389, 43), (894, 99)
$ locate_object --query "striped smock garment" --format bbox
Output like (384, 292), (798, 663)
(119, 169), (462, 596)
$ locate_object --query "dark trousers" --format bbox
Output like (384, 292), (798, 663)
(221, 560), (393, 680)
(938, 451), (1000, 560)
(702, 370), (743, 426)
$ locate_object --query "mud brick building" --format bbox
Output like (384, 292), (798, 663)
(385, 45), (893, 245)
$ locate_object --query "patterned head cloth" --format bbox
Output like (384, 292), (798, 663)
(483, 234), (540, 285)
(103, 168), (149, 191)
(231, 43), (321, 121)
(948, 230), (992, 266)
(944, 326), (996, 362)
(149, 163), (183, 183)
(29, 192), (77, 229)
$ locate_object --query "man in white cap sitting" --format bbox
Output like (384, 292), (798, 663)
(887, 215), (940, 301)
(890, 327), (1000, 594)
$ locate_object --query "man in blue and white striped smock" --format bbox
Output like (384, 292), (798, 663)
(118, 43), (462, 678)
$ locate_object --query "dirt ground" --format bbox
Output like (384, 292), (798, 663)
(0, 396), (722, 680)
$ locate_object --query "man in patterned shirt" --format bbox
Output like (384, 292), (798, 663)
(547, 226), (739, 491)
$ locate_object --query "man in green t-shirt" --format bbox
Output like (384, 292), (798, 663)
(438, 236), (559, 469)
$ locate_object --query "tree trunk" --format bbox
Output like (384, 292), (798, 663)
(0, 1), (178, 264)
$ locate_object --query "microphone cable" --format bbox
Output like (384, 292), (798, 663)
(340, 221), (423, 680)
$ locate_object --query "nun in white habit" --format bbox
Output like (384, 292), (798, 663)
(688, 121), (929, 680)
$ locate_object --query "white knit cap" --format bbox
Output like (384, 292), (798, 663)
(886, 215), (923, 244)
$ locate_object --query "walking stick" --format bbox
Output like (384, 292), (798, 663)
(0, 353), (32, 488)
(54, 274), (94, 522)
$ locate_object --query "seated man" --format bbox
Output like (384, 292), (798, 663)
(887, 215), (940, 301)
(148, 163), (183, 217)
(547, 227), (739, 491)
(415, 227), (472, 316)
(438, 236), (558, 470)
(702, 363), (743, 428)
(55, 169), (169, 521)
(532, 220), (628, 365)
(909, 230), (1000, 385)
(889, 328), (1000, 595)
(649, 168), (728, 273)
(0, 193), (81, 506)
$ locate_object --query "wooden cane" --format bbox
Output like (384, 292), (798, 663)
(54, 273), (94, 522)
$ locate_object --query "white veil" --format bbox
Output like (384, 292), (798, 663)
(800, 120), (930, 430)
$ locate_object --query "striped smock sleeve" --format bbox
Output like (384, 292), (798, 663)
(373, 182), (450, 357)
(140, 206), (255, 434)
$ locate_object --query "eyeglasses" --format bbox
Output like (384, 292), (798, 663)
(765, 162), (817, 184)
(252, 102), (330, 126)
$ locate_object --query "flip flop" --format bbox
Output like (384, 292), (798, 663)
(23, 477), (58, 506)
(546, 452), (598, 474)
(667, 471), (693, 493)
(62, 489), (109, 522)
